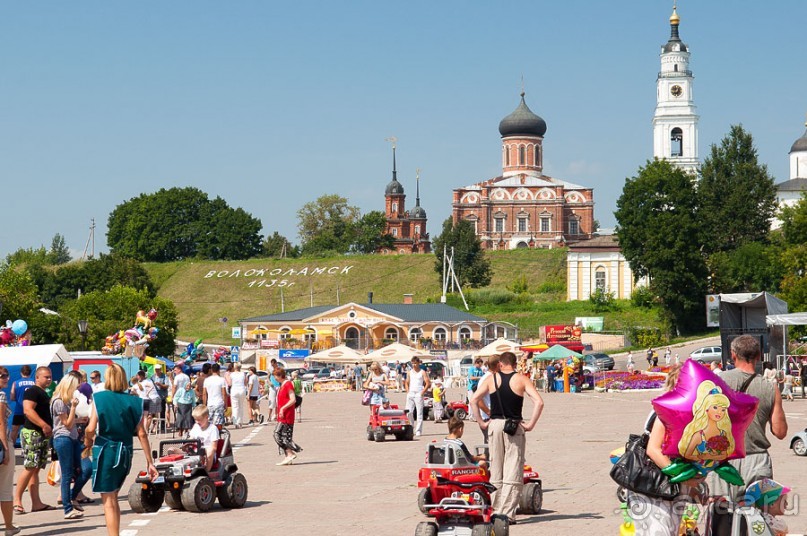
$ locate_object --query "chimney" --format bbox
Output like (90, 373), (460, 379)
(403, 294), (413, 305)
(367, 292), (373, 304)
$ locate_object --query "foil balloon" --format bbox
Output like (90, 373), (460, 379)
(652, 359), (758, 484)
(11, 319), (28, 336)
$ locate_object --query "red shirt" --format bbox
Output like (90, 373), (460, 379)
(276, 381), (295, 424)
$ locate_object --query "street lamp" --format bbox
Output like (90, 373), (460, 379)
(77, 320), (89, 351)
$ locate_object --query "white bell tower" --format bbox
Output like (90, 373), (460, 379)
(652, 5), (699, 174)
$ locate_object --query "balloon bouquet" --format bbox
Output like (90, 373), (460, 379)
(180, 338), (205, 364)
(0, 319), (32, 347)
(652, 359), (758, 486)
(101, 309), (160, 355)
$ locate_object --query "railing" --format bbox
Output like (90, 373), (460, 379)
(658, 70), (692, 78)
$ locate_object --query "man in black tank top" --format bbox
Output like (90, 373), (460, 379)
(470, 351), (544, 523)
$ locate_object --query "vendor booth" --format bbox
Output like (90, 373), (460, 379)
(719, 292), (788, 365)
(70, 351), (141, 382)
(766, 312), (807, 373)
(474, 338), (521, 358)
(365, 342), (430, 363)
(0, 344), (73, 412)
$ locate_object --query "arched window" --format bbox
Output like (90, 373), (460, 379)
(433, 327), (447, 341)
(516, 241), (528, 248)
(671, 128), (683, 157)
(279, 327), (291, 340)
(392, 228), (398, 237)
(392, 202), (398, 212)
(519, 146), (526, 165)
(458, 326), (472, 341)
(409, 327), (422, 344)
(568, 218), (580, 235)
(505, 147), (511, 166)
(595, 267), (606, 290)
(414, 225), (420, 235)
(534, 146), (540, 166)
(345, 326), (360, 349)
(384, 327), (399, 341)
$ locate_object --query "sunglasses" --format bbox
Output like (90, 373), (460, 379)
(0, 374), (8, 379)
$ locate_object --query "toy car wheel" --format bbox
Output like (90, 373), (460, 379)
(492, 514), (510, 536)
(181, 476), (216, 512)
(373, 429), (386, 442)
(471, 522), (492, 536)
(454, 408), (467, 420)
(165, 489), (184, 510)
(616, 486), (628, 503)
(403, 427), (414, 441)
(794, 438), (807, 456)
(414, 521), (438, 536)
(517, 481), (542, 515)
(218, 472), (248, 508)
(127, 481), (165, 513)
(417, 488), (432, 515)
(366, 426), (374, 441)
(444, 406), (454, 418)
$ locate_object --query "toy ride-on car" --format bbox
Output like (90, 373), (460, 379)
(418, 441), (544, 520)
(443, 400), (470, 421)
(367, 404), (415, 442)
(128, 428), (248, 513)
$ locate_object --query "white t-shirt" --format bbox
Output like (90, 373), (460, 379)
(133, 379), (160, 401)
(230, 371), (247, 395)
(91, 382), (106, 393)
(190, 422), (220, 451)
(247, 374), (260, 397)
(204, 375), (227, 407)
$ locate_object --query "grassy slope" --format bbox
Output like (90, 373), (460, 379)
(145, 249), (665, 343)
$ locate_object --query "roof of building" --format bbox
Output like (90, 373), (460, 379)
(776, 178), (807, 192)
(568, 234), (622, 252)
(386, 178), (405, 195)
(241, 303), (487, 323)
(458, 173), (589, 191)
(791, 128), (807, 154)
(662, 7), (688, 53)
(498, 93), (547, 138)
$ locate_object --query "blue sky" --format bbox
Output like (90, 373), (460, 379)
(2, 1), (805, 258)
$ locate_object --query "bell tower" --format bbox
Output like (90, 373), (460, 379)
(652, 5), (699, 174)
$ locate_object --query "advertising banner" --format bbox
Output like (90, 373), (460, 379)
(706, 295), (720, 327)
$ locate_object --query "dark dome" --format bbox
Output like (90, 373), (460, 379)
(662, 39), (688, 53)
(791, 129), (807, 153)
(498, 94), (547, 138)
(385, 179), (404, 195)
(411, 205), (427, 219)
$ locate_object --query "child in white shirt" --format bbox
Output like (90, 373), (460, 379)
(189, 405), (220, 472)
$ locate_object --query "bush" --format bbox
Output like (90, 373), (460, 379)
(536, 281), (565, 294)
(468, 289), (519, 306)
(508, 275), (529, 294)
(630, 286), (655, 309)
(589, 288), (617, 312)
(626, 327), (667, 348)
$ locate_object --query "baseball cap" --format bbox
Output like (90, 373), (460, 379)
(744, 478), (791, 507)
(155, 364), (162, 369)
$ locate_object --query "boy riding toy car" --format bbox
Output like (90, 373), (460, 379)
(367, 402), (415, 442)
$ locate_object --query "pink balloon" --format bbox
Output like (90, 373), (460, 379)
(652, 360), (758, 468)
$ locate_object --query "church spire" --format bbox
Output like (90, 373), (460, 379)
(415, 169), (421, 207)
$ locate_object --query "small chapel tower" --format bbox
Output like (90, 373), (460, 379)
(652, 4), (699, 174)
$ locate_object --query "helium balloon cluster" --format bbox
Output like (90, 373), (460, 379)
(180, 338), (205, 363)
(102, 309), (159, 355)
(0, 319), (31, 347)
(212, 346), (231, 364)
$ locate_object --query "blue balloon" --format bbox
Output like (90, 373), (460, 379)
(11, 319), (27, 336)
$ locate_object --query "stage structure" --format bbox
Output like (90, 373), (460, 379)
(718, 292), (787, 366)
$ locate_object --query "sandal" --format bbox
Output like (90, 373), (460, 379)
(31, 505), (56, 512)
(12, 505), (25, 515)
(76, 498), (95, 504)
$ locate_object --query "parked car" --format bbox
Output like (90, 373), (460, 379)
(301, 367), (333, 380)
(458, 355), (474, 378)
(688, 346), (723, 364)
(790, 428), (807, 456)
(584, 353), (615, 371)
(421, 360), (446, 379)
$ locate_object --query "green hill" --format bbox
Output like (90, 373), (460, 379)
(145, 248), (661, 343)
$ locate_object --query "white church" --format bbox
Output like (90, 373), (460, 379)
(773, 120), (807, 227)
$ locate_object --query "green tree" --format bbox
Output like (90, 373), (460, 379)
(708, 242), (784, 294)
(698, 125), (777, 254)
(351, 211), (394, 254)
(297, 194), (360, 255)
(433, 218), (492, 288)
(49, 233), (72, 265)
(107, 187), (262, 261)
(6, 246), (50, 267)
(778, 194), (807, 313)
(262, 232), (298, 258)
(61, 286), (178, 356)
(615, 159), (707, 334)
(0, 264), (41, 322)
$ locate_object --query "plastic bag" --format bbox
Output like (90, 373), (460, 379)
(46, 460), (61, 486)
(74, 392), (91, 419)
(361, 389), (372, 406)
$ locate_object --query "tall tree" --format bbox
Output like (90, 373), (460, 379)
(616, 159), (707, 334)
(351, 211), (394, 254)
(262, 232), (297, 258)
(107, 187), (262, 261)
(698, 125), (777, 254)
(433, 218), (492, 288)
(49, 233), (72, 265)
(297, 194), (360, 255)
(778, 194), (807, 314)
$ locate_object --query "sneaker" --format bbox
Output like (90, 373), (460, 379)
(289, 454), (298, 462)
(5, 526), (21, 536)
(65, 510), (84, 519)
(415, 432), (422, 437)
(276, 457), (293, 466)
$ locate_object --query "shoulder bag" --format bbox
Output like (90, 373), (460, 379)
(609, 413), (680, 501)
(492, 373), (521, 436)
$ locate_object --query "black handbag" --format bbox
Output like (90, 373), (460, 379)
(610, 413), (680, 501)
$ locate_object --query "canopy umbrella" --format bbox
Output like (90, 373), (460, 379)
(532, 344), (583, 362)
(520, 343), (549, 353)
(304, 344), (372, 365)
(249, 328), (271, 335)
(365, 342), (430, 362)
(475, 338), (522, 357)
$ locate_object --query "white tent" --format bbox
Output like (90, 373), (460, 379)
(304, 345), (372, 365)
(365, 342), (430, 363)
(0, 344), (72, 368)
(766, 312), (807, 370)
(475, 338), (522, 358)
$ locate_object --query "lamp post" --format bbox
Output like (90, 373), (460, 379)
(77, 320), (89, 351)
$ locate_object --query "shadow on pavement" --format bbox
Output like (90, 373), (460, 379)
(518, 511), (604, 524)
(285, 460), (338, 466)
(23, 521), (103, 535)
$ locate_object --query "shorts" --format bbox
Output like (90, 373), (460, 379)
(12, 415), (25, 426)
(21, 428), (50, 470)
(208, 404), (225, 425)
(249, 396), (259, 401)
(146, 399), (160, 415)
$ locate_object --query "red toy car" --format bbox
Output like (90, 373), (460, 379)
(417, 441), (543, 524)
(367, 404), (414, 442)
(443, 400), (470, 420)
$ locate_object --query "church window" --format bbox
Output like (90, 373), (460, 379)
(495, 218), (504, 233)
(595, 268), (606, 290)
(505, 147), (510, 167)
(674, 64), (678, 72)
(671, 128), (683, 157)
(568, 219), (580, 235)
(534, 146), (540, 166)
(392, 202), (398, 213)
(392, 228), (398, 237)
(414, 225), (420, 235)
(540, 217), (550, 233)
(518, 218), (527, 233)
(519, 146), (526, 165)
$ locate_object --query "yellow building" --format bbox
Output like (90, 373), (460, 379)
(566, 235), (646, 301)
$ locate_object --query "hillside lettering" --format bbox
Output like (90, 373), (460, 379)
(204, 265), (353, 288)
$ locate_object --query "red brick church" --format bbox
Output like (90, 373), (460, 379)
(382, 143), (431, 254)
(452, 93), (595, 249)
